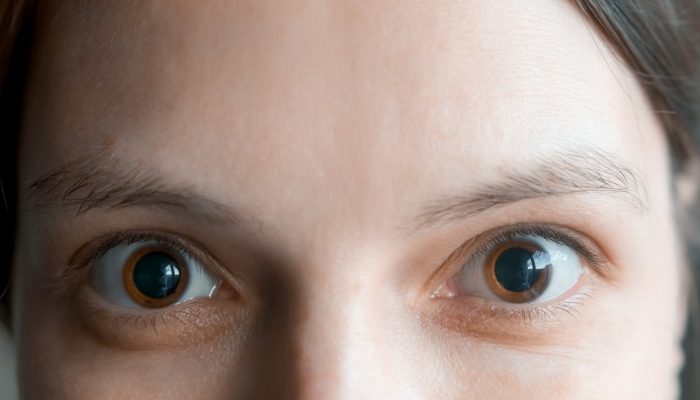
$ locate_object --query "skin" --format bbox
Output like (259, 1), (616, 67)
(10, 0), (688, 398)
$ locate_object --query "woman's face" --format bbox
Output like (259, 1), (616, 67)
(13, 0), (687, 398)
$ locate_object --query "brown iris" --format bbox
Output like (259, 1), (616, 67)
(121, 246), (189, 308)
(485, 240), (552, 303)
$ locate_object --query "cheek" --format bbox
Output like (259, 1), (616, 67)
(415, 317), (679, 399)
(19, 347), (232, 400)
(15, 280), (242, 400)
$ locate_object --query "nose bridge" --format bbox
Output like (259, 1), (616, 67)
(230, 236), (400, 400)
(291, 257), (390, 400)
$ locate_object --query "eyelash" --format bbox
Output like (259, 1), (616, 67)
(73, 231), (200, 270)
(434, 223), (610, 324)
(57, 231), (224, 312)
(60, 223), (607, 343)
(462, 223), (610, 276)
(56, 231), (245, 347)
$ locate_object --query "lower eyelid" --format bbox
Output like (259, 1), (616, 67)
(425, 297), (594, 348)
(74, 284), (250, 350)
(423, 272), (597, 343)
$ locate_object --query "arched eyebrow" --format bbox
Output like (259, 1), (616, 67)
(406, 146), (648, 233)
(24, 146), (648, 234)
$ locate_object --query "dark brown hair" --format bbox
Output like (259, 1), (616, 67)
(571, 2), (700, 398)
(1, 0), (700, 397)
(0, 0), (33, 324)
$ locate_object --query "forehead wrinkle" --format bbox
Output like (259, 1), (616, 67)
(408, 145), (649, 232)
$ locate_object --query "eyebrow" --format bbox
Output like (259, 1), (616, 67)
(25, 146), (648, 234)
(24, 153), (256, 228)
(408, 146), (648, 232)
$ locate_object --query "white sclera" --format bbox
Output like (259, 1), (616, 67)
(91, 240), (220, 309)
(457, 236), (583, 303)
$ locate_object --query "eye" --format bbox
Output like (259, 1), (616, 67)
(90, 239), (221, 309)
(436, 233), (584, 304)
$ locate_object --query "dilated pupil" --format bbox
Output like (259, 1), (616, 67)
(494, 247), (543, 292)
(132, 252), (182, 299)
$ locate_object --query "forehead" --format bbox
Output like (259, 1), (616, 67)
(20, 0), (662, 240)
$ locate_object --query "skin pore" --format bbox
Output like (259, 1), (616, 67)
(11, 0), (687, 398)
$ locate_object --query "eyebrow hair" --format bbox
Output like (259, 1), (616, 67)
(24, 153), (256, 228)
(25, 146), (648, 235)
(408, 146), (648, 232)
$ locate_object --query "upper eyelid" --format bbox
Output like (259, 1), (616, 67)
(62, 225), (611, 299)
(475, 225), (605, 265)
(69, 231), (194, 274)
(78, 232), (197, 270)
(59, 230), (244, 301)
(446, 223), (614, 282)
